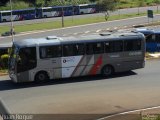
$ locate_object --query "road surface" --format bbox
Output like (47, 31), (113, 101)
(1, 14), (160, 45)
(0, 59), (160, 120)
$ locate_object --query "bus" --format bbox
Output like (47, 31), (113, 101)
(0, 10), (12, 22)
(36, 6), (75, 18)
(136, 28), (160, 52)
(0, 8), (36, 22)
(63, 6), (74, 16)
(9, 31), (145, 83)
(76, 3), (97, 14)
(36, 7), (62, 18)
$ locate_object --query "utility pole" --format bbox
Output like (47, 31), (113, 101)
(10, 0), (14, 43)
(60, 0), (64, 27)
(62, 6), (64, 27)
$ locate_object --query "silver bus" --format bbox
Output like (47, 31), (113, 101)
(9, 31), (145, 83)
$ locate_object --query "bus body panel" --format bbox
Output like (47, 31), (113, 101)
(136, 28), (160, 52)
(76, 4), (96, 14)
(79, 8), (95, 14)
(0, 9), (36, 22)
(1, 15), (19, 22)
(42, 11), (60, 17)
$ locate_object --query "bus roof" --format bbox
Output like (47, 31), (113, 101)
(0, 43), (12, 49)
(78, 3), (96, 6)
(154, 28), (160, 34)
(0, 10), (11, 13)
(13, 8), (35, 12)
(14, 31), (144, 48)
(136, 28), (160, 34)
(37, 7), (53, 9)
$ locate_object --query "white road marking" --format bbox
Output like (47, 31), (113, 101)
(96, 29), (102, 33)
(114, 27), (118, 29)
(97, 105), (160, 120)
(73, 33), (78, 35)
(85, 31), (90, 33)
(106, 28), (110, 31)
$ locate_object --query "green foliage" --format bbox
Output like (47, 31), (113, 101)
(97, 0), (120, 21)
(97, 0), (120, 12)
(156, 115), (160, 120)
(137, 0), (146, 7)
(35, 0), (45, 7)
(0, 54), (9, 69)
(153, 0), (160, 4)
(0, 1), (30, 10)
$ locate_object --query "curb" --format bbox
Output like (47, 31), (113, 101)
(0, 73), (8, 76)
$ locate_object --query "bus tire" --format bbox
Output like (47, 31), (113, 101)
(80, 12), (84, 14)
(2, 19), (6, 22)
(35, 71), (49, 82)
(101, 65), (114, 77)
(44, 15), (47, 18)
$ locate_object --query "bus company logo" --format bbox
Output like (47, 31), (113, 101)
(63, 57), (75, 63)
(129, 51), (142, 56)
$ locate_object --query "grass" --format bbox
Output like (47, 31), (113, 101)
(0, 69), (8, 74)
(143, 115), (160, 120)
(1, 10), (160, 35)
(118, 0), (156, 8)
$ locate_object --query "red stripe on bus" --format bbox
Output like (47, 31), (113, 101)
(89, 55), (103, 75)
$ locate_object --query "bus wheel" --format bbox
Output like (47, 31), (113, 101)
(35, 71), (49, 82)
(101, 65), (114, 76)
(3, 19), (6, 22)
(80, 12), (84, 14)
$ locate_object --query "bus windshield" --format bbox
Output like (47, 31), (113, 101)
(9, 46), (37, 74)
(17, 47), (37, 73)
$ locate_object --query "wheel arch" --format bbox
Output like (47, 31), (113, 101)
(34, 70), (50, 81)
(101, 64), (115, 75)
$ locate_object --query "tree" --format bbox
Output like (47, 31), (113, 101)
(154, 0), (160, 12)
(137, 0), (145, 15)
(36, 0), (45, 7)
(97, 0), (120, 21)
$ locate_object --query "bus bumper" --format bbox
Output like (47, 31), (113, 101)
(9, 73), (18, 83)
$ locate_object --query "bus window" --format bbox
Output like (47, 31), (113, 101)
(74, 44), (85, 55)
(86, 43), (94, 55)
(17, 47), (36, 73)
(105, 41), (123, 53)
(124, 40), (141, 51)
(2, 12), (11, 16)
(155, 34), (160, 43)
(40, 45), (62, 59)
(145, 34), (155, 42)
(63, 44), (75, 57)
(93, 42), (104, 54)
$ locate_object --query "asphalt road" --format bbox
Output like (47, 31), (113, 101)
(0, 5), (159, 26)
(0, 59), (160, 120)
(1, 14), (160, 45)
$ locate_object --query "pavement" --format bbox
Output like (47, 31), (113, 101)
(149, 53), (160, 58)
(0, 59), (160, 120)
